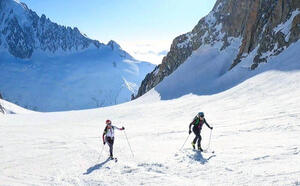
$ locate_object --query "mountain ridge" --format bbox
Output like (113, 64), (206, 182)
(136, 0), (300, 98)
(0, 0), (110, 58)
(0, 0), (155, 111)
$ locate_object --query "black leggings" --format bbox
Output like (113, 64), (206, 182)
(106, 136), (114, 157)
(192, 127), (202, 148)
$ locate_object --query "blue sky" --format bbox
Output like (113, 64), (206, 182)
(20, 0), (216, 64)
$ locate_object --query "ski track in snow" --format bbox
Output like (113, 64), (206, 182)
(1, 63), (300, 185)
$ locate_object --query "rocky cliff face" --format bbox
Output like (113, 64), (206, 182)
(0, 0), (102, 58)
(136, 0), (300, 98)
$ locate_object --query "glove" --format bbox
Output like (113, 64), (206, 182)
(103, 141), (106, 145)
(189, 130), (192, 134)
(210, 127), (213, 130)
(121, 126), (125, 130)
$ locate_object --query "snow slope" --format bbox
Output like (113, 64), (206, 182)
(155, 38), (300, 100)
(0, 47), (154, 112)
(0, 42), (300, 185)
(0, 0), (155, 112)
(0, 98), (34, 114)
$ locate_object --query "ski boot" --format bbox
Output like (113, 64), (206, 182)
(191, 142), (195, 149)
(198, 146), (203, 152)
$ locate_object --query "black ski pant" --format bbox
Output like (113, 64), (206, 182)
(105, 136), (114, 157)
(192, 127), (202, 148)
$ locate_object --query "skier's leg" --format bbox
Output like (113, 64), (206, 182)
(106, 137), (113, 158)
(197, 133), (203, 151)
(109, 143), (113, 157)
(192, 136), (198, 144)
(110, 137), (114, 158)
(192, 128), (199, 149)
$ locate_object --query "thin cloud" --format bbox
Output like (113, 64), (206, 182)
(118, 40), (172, 65)
(158, 50), (168, 56)
(134, 50), (168, 56)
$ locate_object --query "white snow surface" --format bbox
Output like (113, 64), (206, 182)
(0, 47), (154, 112)
(0, 98), (34, 114)
(274, 9), (300, 42)
(155, 34), (300, 101)
(1, 43), (300, 185)
(156, 37), (242, 99)
(1, 0), (31, 27)
(205, 11), (217, 27)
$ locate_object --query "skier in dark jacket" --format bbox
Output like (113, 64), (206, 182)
(189, 112), (213, 151)
(102, 119), (125, 159)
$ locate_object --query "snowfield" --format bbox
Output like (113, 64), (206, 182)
(1, 0), (300, 185)
(1, 38), (300, 186)
(1, 53), (300, 185)
(0, 46), (154, 112)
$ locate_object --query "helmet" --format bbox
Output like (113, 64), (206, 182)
(197, 112), (204, 118)
(106, 120), (111, 124)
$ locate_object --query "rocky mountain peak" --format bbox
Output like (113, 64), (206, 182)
(107, 40), (121, 51)
(135, 0), (300, 98)
(0, 0), (107, 59)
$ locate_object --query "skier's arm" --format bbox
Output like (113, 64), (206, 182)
(102, 127), (107, 144)
(204, 119), (213, 130)
(189, 123), (193, 131)
(113, 126), (125, 130)
(189, 118), (196, 132)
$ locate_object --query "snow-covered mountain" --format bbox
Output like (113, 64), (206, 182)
(0, 0), (155, 111)
(136, 0), (300, 99)
(0, 0), (103, 58)
(1, 0), (300, 185)
(0, 48), (300, 184)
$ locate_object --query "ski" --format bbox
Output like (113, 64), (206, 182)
(110, 157), (118, 162)
(193, 149), (215, 154)
(203, 150), (215, 154)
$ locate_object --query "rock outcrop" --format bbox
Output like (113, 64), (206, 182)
(136, 0), (300, 98)
(0, 93), (4, 114)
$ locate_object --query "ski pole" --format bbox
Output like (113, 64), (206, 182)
(123, 130), (134, 157)
(204, 129), (213, 152)
(179, 133), (190, 151)
(208, 129), (212, 148)
(97, 143), (105, 162)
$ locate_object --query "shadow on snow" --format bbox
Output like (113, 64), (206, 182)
(189, 150), (216, 164)
(83, 157), (111, 175)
